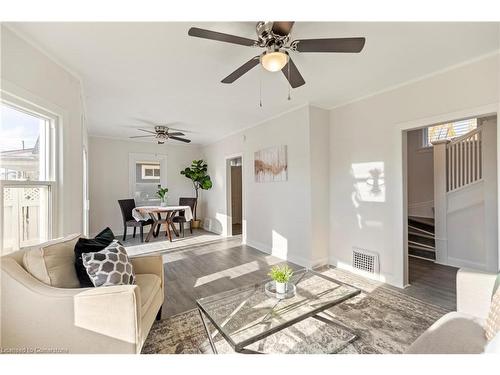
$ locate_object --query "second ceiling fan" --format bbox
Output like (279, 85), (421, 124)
(188, 21), (366, 88)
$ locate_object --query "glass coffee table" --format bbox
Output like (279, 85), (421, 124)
(196, 269), (361, 354)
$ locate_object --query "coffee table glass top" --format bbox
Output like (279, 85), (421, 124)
(196, 269), (360, 351)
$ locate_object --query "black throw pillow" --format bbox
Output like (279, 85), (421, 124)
(74, 227), (115, 287)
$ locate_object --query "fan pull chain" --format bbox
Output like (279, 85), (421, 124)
(259, 66), (263, 108)
(287, 56), (291, 101)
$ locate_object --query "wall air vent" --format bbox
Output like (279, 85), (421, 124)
(352, 247), (379, 274)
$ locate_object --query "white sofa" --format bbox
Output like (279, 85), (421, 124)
(406, 268), (497, 354)
(0, 242), (164, 354)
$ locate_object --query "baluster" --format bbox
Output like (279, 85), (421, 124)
(465, 138), (470, 184)
(447, 147), (450, 191)
(479, 131), (483, 179)
(464, 139), (467, 186)
(459, 141), (463, 188)
(451, 143), (455, 190)
(472, 134), (476, 183)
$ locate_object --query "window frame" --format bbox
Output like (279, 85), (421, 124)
(423, 118), (478, 147)
(141, 164), (161, 180)
(1, 92), (59, 252)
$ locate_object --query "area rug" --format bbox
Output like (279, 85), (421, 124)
(142, 268), (449, 354)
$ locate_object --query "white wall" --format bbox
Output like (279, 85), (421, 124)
(201, 133), (244, 236)
(88, 136), (202, 236)
(309, 107), (331, 265)
(407, 129), (434, 218)
(243, 106), (312, 266)
(202, 105), (329, 267)
(329, 54), (499, 287)
(1, 26), (87, 237)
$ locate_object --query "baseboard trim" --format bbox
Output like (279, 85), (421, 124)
(440, 256), (488, 271)
(329, 255), (404, 288)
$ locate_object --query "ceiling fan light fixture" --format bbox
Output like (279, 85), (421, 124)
(260, 50), (288, 72)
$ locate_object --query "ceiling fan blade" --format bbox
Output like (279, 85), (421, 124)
(169, 136), (191, 143)
(222, 56), (260, 84)
(130, 135), (155, 138)
(272, 22), (295, 36)
(168, 127), (194, 134)
(167, 132), (185, 136)
(188, 27), (257, 47)
(133, 118), (159, 126)
(137, 128), (157, 134)
(293, 37), (366, 53)
(281, 57), (305, 88)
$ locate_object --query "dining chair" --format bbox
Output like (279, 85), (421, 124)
(118, 199), (154, 242)
(172, 197), (197, 237)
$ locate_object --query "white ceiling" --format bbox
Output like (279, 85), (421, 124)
(7, 22), (500, 144)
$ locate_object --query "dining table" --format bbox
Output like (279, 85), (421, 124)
(132, 205), (193, 242)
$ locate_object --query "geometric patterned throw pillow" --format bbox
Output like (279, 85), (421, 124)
(82, 241), (135, 287)
(485, 287), (500, 341)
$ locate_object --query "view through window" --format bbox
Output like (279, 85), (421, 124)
(426, 118), (477, 146)
(1, 102), (55, 253)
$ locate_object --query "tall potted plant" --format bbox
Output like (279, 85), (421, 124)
(181, 159), (212, 228)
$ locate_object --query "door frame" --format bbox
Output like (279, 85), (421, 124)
(225, 153), (244, 240)
(400, 103), (499, 287)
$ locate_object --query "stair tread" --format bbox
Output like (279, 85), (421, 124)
(409, 254), (435, 262)
(409, 244), (436, 252)
(408, 230), (435, 239)
(408, 224), (435, 236)
(408, 233), (435, 247)
(408, 216), (435, 225)
(409, 246), (436, 261)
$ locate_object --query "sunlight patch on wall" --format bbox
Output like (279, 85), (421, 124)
(364, 220), (383, 228)
(215, 212), (229, 236)
(351, 162), (386, 203)
(271, 230), (288, 260)
(356, 213), (363, 229)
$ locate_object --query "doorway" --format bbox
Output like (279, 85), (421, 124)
(226, 156), (243, 237)
(402, 115), (498, 310)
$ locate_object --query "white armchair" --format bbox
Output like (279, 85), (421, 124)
(1, 248), (164, 354)
(406, 268), (497, 354)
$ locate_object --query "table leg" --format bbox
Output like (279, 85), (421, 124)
(153, 213), (161, 237)
(198, 308), (218, 354)
(169, 211), (180, 237)
(144, 213), (158, 243)
(164, 215), (172, 241)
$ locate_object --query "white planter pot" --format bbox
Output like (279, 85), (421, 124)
(160, 201), (167, 207)
(275, 282), (288, 294)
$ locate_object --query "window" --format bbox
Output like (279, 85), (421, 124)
(141, 164), (161, 180)
(128, 153), (167, 206)
(425, 118), (477, 146)
(1, 100), (56, 254)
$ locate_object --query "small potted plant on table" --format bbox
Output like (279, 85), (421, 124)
(268, 264), (294, 294)
(156, 186), (169, 207)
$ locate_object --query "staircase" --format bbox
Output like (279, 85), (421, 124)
(408, 216), (436, 261)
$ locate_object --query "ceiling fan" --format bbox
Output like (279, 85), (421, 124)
(188, 22), (366, 88)
(130, 125), (191, 144)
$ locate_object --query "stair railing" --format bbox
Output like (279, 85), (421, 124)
(446, 127), (483, 192)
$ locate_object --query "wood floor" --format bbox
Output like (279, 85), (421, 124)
(152, 235), (458, 318)
(160, 236), (302, 317)
(402, 257), (458, 311)
(232, 223), (242, 235)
